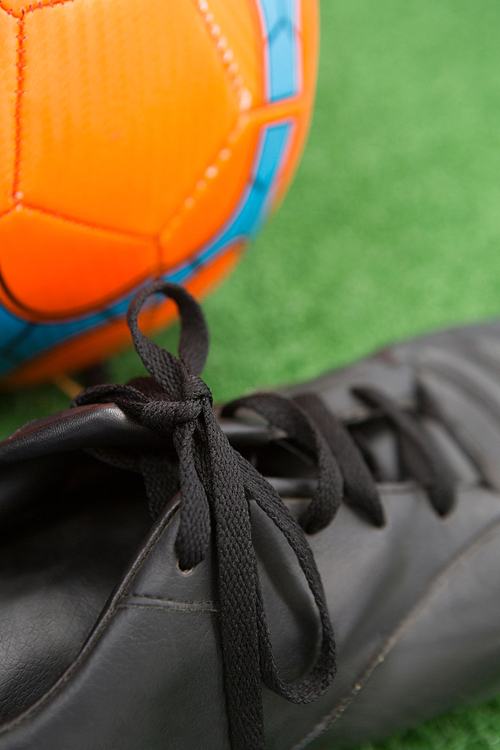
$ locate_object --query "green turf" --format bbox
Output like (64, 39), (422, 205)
(3, 0), (500, 746)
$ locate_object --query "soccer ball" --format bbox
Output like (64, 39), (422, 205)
(0, 0), (318, 386)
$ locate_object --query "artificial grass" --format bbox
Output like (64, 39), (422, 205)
(2, 0), (500, 747)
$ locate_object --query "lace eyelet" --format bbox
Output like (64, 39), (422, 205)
(175, 559), (196, 577)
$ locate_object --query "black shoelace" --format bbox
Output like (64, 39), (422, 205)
(73, 281), (456, 750)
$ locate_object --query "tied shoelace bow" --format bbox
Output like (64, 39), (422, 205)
(73, 281), (457, 750)
(72, 281), (338, 750)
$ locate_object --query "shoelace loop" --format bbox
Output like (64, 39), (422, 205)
(73, 280), (337, 750)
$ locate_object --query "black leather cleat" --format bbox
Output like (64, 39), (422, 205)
(0, 282), (499, 749)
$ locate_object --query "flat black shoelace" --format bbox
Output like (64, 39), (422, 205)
(72, 281), (457, 750)
(351, 387), (456, 515)
(73, 281), (337, 750)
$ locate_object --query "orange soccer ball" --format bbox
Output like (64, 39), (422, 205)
(0, 0), (318, 386)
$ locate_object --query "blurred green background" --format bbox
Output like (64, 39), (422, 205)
(3, 1), (500, 746)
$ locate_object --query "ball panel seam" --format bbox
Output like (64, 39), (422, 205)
(154, 0), (257, 262)
(11, 14), (24, 202)
(192, 0), (254, 114)
(0, 0), (77, 20)
(10, 203), (155, 240)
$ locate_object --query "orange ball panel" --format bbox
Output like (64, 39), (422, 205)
(301, 0), (320, 113)
(159, 114), (259, 265)
(0, 207), (158, 318)
(0, 242), (244, 388)
(0, 11), (16, 215)
(20, 0), (240, 235)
